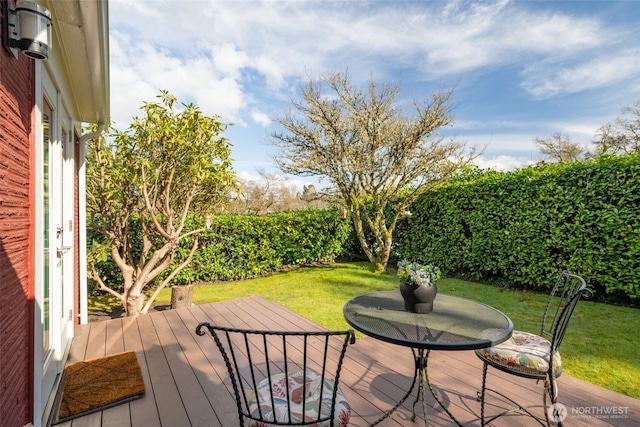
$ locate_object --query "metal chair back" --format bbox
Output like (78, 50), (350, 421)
(196, 323), (355, 426)
(540, 270), (591, 357)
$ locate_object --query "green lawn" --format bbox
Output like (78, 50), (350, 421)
(103, 261), (639, 399)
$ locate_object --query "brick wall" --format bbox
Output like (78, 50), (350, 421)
(0, 41), (35, 427)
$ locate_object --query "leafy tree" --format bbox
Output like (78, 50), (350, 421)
(593, 100), (640, 155)
(270, 71), (475, 273)
(86, 91), (237, 316)
(533, 132), (586, 162)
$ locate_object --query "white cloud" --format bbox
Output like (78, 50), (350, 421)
(407, 1), (605, 77)
(110, 1), (618, 93)
(474, 155), (536, 171)
(210, 43), (250, 80)
(456, 119), (527, 132)
(109, 31), (247, 128)
(251, 110), (272, 127)
(521, 48), (640, 99)
(546, 121), (600, 142)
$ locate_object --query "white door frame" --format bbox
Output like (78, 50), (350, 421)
(33, 65), (75, 427)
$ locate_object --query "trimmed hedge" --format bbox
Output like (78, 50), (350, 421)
(89, 208), (353, 291)
(165, 208), (353, 284)
(394, 154), (640, 303)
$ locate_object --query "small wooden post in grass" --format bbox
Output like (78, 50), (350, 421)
(171, 285), (194, 309)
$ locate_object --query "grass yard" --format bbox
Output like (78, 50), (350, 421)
(93, 261), (640, 399)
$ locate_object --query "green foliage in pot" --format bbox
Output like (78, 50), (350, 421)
(397, 259), (441, 286)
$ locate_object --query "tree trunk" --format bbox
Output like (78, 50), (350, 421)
(171, 285), (194, 309)
(126, 292), (145, 316)
(351, 210), (391, 273)
(373, 260), (386, 274)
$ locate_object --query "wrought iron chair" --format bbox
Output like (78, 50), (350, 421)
(196, 323), (356, 426)
(475, 270), (591, 426)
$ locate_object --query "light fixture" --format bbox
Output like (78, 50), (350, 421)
(3, 0), (52, 60)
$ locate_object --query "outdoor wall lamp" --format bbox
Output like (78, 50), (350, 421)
(2, 0), (52, 60)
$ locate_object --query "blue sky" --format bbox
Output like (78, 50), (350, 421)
(108, 0), (640, 188)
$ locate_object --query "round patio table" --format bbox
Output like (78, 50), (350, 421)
(343, 291), (513, 426)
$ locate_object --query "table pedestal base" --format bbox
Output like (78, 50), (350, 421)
(368, 349), (463, 427)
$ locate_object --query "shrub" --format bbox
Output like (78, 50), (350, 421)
(394, 154), (640, 304)
(90, 207), (355, 287)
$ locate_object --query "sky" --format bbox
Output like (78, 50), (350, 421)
(108, 0), (640, 189)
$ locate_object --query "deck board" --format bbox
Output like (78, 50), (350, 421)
(56, 297), (639, 427)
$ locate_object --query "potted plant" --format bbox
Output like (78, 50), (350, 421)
(397, 259), (441, 313)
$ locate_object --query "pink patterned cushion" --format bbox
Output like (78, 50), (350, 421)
(248, 370), (350, 427)
(477, 330), (562, 377)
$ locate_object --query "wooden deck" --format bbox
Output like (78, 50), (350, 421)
(55, 297), (639, 426)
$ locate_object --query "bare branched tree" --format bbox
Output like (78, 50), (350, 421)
(593, 100), (640, 155)
(534, 132), (586, 162)
(226, 169), (329, 213)
(270, 71), (476, 273)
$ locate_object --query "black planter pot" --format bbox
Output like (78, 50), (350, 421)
(399, 281), (437, 313)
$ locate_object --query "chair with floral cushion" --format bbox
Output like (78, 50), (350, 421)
(196, 323), (355, 426)
(475, 270), (591, 426)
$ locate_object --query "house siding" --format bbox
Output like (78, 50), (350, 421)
(0, 45), (35, 427)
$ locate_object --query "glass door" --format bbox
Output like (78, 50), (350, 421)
(38, 75), (75, 419)
(42, 101), (52, 365)
(59, 124), (74, 351)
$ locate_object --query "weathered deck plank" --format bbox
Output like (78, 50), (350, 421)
(56, 297), (639, 427)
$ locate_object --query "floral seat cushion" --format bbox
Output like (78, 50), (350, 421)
(248, 370), (350, 427)
(476, 330), (562, 377)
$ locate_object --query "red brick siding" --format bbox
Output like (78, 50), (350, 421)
(0, 40), (35, 427)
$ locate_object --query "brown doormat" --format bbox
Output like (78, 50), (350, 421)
(52, 351), (145, 425)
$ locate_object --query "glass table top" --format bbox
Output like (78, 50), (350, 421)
(343, 291), (513, 350)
